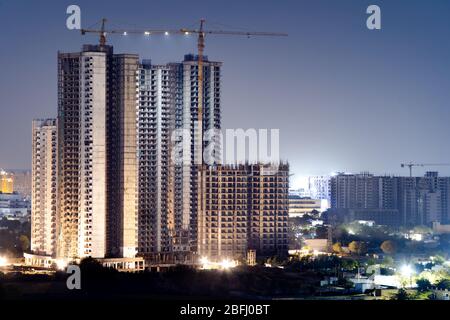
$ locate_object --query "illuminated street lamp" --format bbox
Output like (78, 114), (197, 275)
(199, 256), (212, 270)
(400, 264), (415, 288)
(55, 259), (68, 271)
(0, 256), (8, 267)
(400, 264), (413, 277)
(220, 259), (236, 270)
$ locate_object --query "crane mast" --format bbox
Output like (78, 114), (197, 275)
(197, 19), (205, 165)
(100, 18), (107, 47)
(197, 19), (206, 250)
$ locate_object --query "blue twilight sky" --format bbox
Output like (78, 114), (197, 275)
(1, 0), (450, 187)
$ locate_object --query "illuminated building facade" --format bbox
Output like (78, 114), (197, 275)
(288, 195), (322, 217)
(11, 170), (32, 198)
(0, 170), (14, 194)
(198, 163), (289, 261)
(31, 119), (58, 256)
(308, 176), (330, 201)
(57, 45), (139, 259)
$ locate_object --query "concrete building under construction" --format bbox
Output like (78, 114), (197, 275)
(198, 163), (290, 261)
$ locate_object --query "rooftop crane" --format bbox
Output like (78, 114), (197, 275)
(400, 162), (450, 177)
(81, 19), (287, 250)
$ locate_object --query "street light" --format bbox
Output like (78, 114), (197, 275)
(0, 256), (8, 267)
(400, 264), (414, 288)
(220, 259), (236, 270)
(55, 259), (68, 271)
(400, 264), (413, 277)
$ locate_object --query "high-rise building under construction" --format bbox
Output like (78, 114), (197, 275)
(31, 119), (58, 257)
(57, 45), (138, 259)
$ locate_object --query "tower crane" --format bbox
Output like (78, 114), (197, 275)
(81, 18), (287, 165)
(400, 162), (450, 177)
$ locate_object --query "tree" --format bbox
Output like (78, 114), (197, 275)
(332, 242), (343, 254)
(382, 256), (394, 267)
(341, 258), (358, 271)
(348, 241), (367, 255)
(416, 278), (431, 292)
(315, 226), (328, 239)
(19, 235), (30, 252)
(366, 258), (376, 266)
(432, 255), (446, 266)
(436, 279), (450, 290)
(337, 278), (354, 289)
(380, 240), (397, 255)
(392, 288), (412, 300)
(310, 209), (320, 217)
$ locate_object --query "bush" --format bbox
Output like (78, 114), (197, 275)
(332, 242), (343, 254)
(436, 279), (450, 290)
(392, 288), (412, 300)
(380, 240), (397, 255)
(348, 241), (367, 255)
(416, 278), (431, 292)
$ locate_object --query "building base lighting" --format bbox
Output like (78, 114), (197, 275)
(0, 256), (8, 267)
(199, 257), (238, 270)
(55, 259), (68, 271)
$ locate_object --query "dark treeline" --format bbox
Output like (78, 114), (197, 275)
(1, 258), (322, 300)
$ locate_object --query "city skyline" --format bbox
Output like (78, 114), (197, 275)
(2, 1), (450, 305)
(2, 1), (450, 182)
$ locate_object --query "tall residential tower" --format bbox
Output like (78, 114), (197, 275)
(57, 45), (138, 259)
(137, 60), (175, 257)
(171, 54), (222, 255)
(31, 119), (58, 257)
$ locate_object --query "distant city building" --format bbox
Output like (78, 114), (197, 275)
(342, 208), (401, 227)
(0, 192), (30, 222)
(288, 194), (321, 217)
(432, 221), (450, 234)
(11, 170), (31, 198)
(198, 164), (289, 261)
(289, 188), (312, 198)
(398, 172), (450, 226)
(0, 170), (14, 194)
(308, 175), (331, 200)
(31, 119), (58, 257)
(328, 171), (450, 227)
(330, 172), (381, 209)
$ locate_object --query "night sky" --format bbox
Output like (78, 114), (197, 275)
(1, 0), (450, 188)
